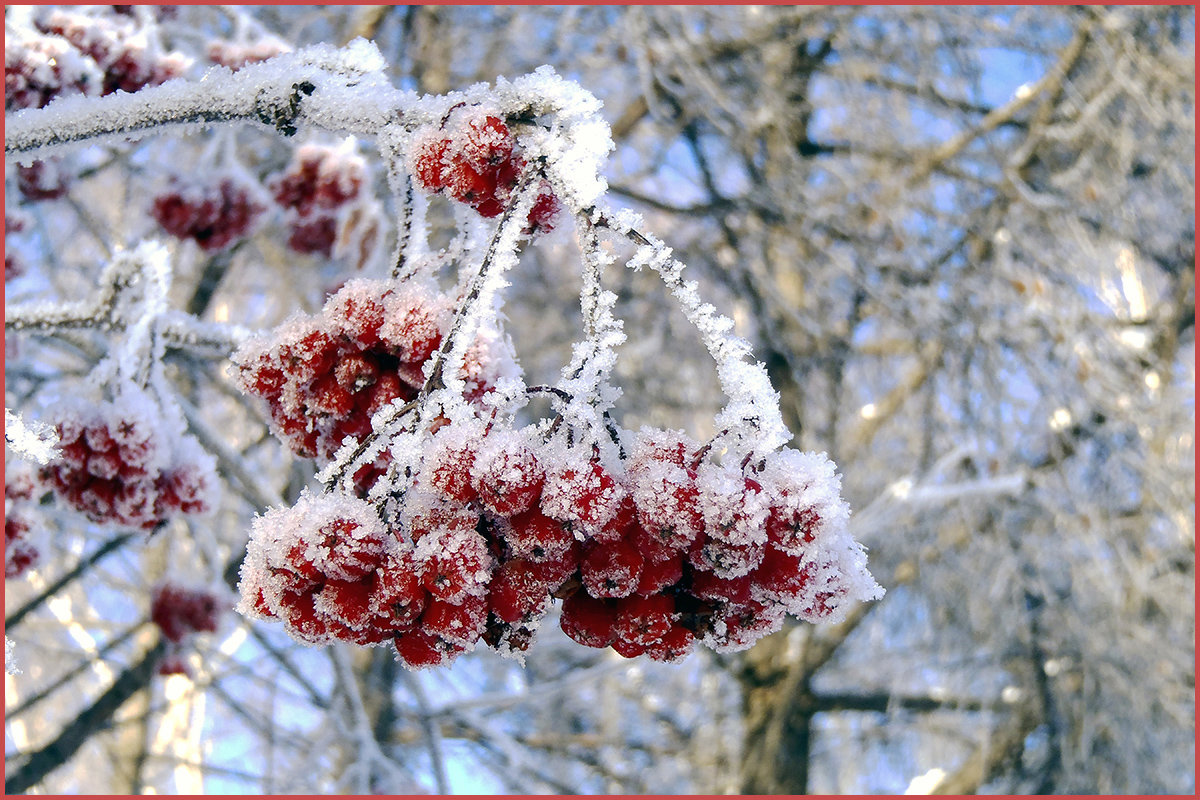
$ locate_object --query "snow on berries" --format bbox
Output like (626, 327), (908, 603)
(39, 388), (217, 531)
(232, 277), (510, 490)
(237, 407), (882, 668)
(408, 107), (561, 233)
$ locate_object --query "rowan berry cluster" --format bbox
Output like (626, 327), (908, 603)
(409, 108), (561, 233)
(16, 159), (69, 203)
(5, 212), (29, 283)
(151, 582), (223, 677)
(34, 8), (188, 97)
(4, 8), (187, 112)
(232, 278), (509, 492)
(39, 391), (217, 531)
(237, 407), (864, 668)
(267, 143), (366, 257)
(151, 175), (267, 253)
(5, 462), (41, 579)
(5, 32), (97, 111)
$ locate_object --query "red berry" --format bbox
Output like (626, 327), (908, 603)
(411, 135), (451, 192)
(488, 559), (553, 624)
(636, 553), (684, 596)
(580, 538), (643, 599)
(644, 625), (695, 663)
(424, 435), (479, 505)
(287, 214), (338, 256)
(766, 504), (821, 554)
(151, 584), (221, 643)
(420, 527), (493, 603)
(472, 437), (545, 518)
(393, 628), (462, 669)
(157, 654), (191, 677)
(420, 593), (487, 646)
(539, 459), (624, 535)
(315, 577), (375, 630)
(278, 587), (332, 644)
(459, 115), (515, 170)
(310, 515), (386, 581)
(524, 184), (561, 235)
(614, 594), (675, 647)
(503, 508), (575, 563)
(559, 592), (617, 648)
(702, 599), (786, 653)
(369, 549), (430, 630)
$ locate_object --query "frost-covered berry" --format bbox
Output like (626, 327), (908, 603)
(4, 523), (39, 579)
(580, 537), (643, 599)
(559, 592), (617, 649)
(471, 433), (545, 518)
(539, 458), (625, 536)
(410, 135), (452, 193)
(628, 428), (705, 553)
(635, 552), (684, 596)
(315, 577), (375, 630)
(286, 215), (338, 257)
(701, 598), (787, 654)
(417, 526), (494, 604)
(502, 508), (575, 563)
(524, 183), (562, 235)
(420, 593), (488, 647)
(424, 427), (481, 505)
(5, 462), (42, 579)
(5, 33), (98, 110)
(408, 108), (558, 226)
(644, 624), (695, 663)
(392, 628), (465, 670)
(269, 142), (365, 260)
(34, 8), (190, 96)
(613, 594), (675, 648)
(487, 558), (554, 623)
(369, 548), (430, 630)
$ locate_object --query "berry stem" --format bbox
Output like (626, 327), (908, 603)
(415, 160), (545, 407)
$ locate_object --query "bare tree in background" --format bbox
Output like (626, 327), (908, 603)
(5, 5), (1193, 794)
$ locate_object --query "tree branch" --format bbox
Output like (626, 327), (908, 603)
(5, 639), (167, 795)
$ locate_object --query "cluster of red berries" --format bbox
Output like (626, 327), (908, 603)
(267, 144), (366, 257)
(5, 462), (41, 579)
(238, 414), (858, 668)
(151, 582), (222, 677)
(5, 33), (97, 111)
(151, 176), (266, 253)
(6, 212), (29, 283)
(232, 278), (506, 491)
(409, 108), (561, 234)
(34, 8), (188, 97)
(40, 394), (217, 530)
(16, 159), (70, 202)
